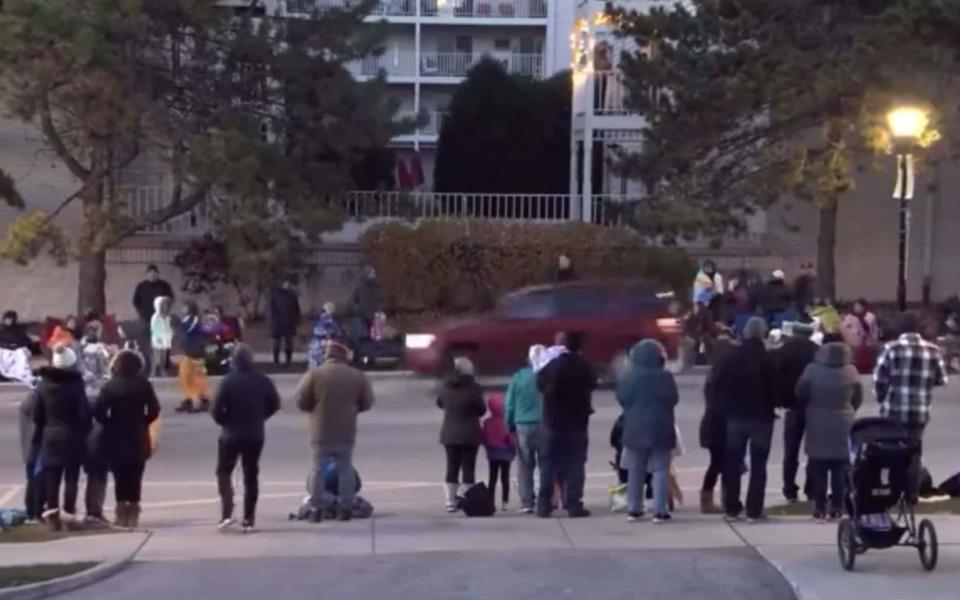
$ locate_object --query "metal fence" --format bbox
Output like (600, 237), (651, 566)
(420, 0), (547, 18)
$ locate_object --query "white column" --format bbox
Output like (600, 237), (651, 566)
(414, 20), (422, 152)
(544, 0), (555, 75)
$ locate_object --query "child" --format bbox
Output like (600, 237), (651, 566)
(176, 301), (209, 413)
(481, 393), (515, 511)
(150, 297), (173, 378)
(307, 303), (342, 369)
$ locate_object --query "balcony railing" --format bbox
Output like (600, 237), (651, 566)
(420, 0), (547, 18)
(347, 52), (418, 77)
(286, 0), (416, 15)
(594, 71), (628, 115)
(420, 52), (543, 78)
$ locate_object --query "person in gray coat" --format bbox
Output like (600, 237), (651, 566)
(795, 342), (863, 520)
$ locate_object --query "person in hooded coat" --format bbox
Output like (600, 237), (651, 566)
(437, 357), (486, 512)
(95, 350), (161, 528)
(616, 340), (679, 523)
(34, 345), (91, 530)
(795, 342), (862, 519)
(212, 344), (281, 532)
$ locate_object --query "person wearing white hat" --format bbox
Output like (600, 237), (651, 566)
(35, 344), (91, 531)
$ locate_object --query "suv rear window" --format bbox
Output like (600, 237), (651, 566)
(499, 292), (556, 319)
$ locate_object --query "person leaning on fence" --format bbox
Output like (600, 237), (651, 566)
(296, 340), (375, 522)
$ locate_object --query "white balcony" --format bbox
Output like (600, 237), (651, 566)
(285, 0), (416, 16)
(420, 52), (543, 78)
(347, 52), (418, 78)
(594, 71), (629, 115)
(420, 0), (547, 19)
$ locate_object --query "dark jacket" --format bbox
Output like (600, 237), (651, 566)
(776, 336), (820, 410)
(0, 323), (39, 354)
(352, 278), (384, 324)
(180, 314), (206, 359)
(616, 340), (678, 451)
(85, 397), (107, 470)
(437, 374), (486, 445)
(132, 279), (175, 322)
(700, 337), (736, 449)
(715, 338), (779, 422)
(94, 374), (161, 465)
(795, 343), (863, 459)
(34, 367), (91, 466)
(555, 266), (577, 282)
(213, 352), (281, 443)
(537, 352), (596, 433)
(269, 287), (302, 337)
(19, 390), (41, 465)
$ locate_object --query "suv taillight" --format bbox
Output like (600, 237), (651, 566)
(656, 317), (681, 333)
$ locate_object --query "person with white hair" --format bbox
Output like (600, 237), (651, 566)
(436, 356), (487, 512)
(505, 345), (546, 514)
(34, 345), (91, 531)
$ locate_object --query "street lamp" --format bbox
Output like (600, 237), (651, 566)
(887, 106), (929, 312)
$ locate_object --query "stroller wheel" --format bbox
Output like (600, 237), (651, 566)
(917, 519), (938, 571)
(837, 518), (857, 571)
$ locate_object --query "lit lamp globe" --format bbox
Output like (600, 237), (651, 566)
(887, 106), (928, 145)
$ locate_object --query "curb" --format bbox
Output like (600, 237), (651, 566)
(0, 531), (152, 600)
(752, 545), (814, 600)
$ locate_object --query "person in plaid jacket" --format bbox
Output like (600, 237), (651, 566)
(873, 313), (947, 444)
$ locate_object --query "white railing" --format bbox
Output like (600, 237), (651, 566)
(420, 0), (547, 18)
(123, 186), (213, 235)
(286, 0), (416, 15)
(421, 110), (448, 135)
(420, 52), (543, 78)
(347, 51), (418, 77)
(594, 71), (628, 115)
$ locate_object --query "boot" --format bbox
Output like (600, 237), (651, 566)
(114, 502), (129, 528)
(128, 503), (141, 529)
(444, 483), (459, 513)
(700, 490), (721, 514)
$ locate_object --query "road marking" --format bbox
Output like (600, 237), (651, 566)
(0, 485), (23, 508)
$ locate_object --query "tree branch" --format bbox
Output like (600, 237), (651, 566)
(39, 93), (91, 180)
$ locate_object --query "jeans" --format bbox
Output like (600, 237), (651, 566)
(538, 429), (588, 513)
(782, 409), (806, 499)
(24, 461), (43, 520)
(273, 335), (294, 365)
(311, 443), (355, 510)
(152, 349), (169, 378)
(701, 446), (724, 492)
(515, 424), (542, 509)
(84, 466), (108, 518)
(113, 463), (146, 504)
(443, 444), (479, 485)
(626, 447), (670, 515)
(809, 458), (847, 513)
(903, 423), (926, 501)
(217, 439), (263, 522)
(488, 459), (511, 505)
(44, 463), (81, 514)
(722, 419), (773, 518)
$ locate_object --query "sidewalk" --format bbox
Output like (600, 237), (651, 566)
(0, 532), (149, 568)
(7, 513), (958, 599)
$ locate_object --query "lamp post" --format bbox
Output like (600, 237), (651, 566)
(887, 106), (929, 312)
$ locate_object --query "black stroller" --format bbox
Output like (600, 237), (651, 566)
(837, 417), (938, 571)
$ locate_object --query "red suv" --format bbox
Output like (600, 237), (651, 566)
(404, 280), (681, 376)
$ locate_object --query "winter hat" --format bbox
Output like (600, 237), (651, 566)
(51, 344), (78, 370)
(772, 269), (785, 281)
(528, 344), (546, 367)
(325, 340), (351, 361)
(743, 317), (768, 341)
(453, 356), (475, 377)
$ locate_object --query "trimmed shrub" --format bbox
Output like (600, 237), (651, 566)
(360, 220), (696, 315)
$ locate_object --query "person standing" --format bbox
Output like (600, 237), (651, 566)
(874, 312), (947, 446)
(34, 345), (91, 531)
(212, 345), (281, 532)
(351, 266), (384, 340)
(269, 279), (301, 367)
(95, 350), (161, 529)
(150, 297), (174, 378)
(437, 357), (486, 512)
(699, 325), (735, 514)
(777, 322), (820, 504)
(536, 331), (596, 518)
(296, 341), (375, 521)
(716, 317), (779, 522)
(795, 342), (862, 520)
(505, 345), (545, 514)
(481, 393), (515, 511)
(842, 299), (880, 374)
(617, 340), (679, 523)
(18, 389), (43, 522)
(693, 260), (724, 307)
(555, 254), (577, 282)
(132, 265), (175, 375)
(177, 301), (209, 413)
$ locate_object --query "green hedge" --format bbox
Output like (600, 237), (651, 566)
(360, 220), (695, 314)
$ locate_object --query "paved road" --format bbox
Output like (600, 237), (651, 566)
(2, 372), (958, 600)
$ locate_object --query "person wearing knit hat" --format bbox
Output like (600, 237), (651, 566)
(35, 344), (91, 531)
(296, 336), (375, 521)
(714, 316), (779, 522)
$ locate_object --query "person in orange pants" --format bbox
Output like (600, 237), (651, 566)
(177, 302), (209, 413)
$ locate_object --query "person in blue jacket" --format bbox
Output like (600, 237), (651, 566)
(616, 339), (679, 524)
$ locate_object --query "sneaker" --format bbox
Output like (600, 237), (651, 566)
(175, 399), (193, 413)
(784, 495), (799, 505)
(501, 503), (509, 512)
(445, 503), (458, 513)
(627, 512), (644, 523)
(518, 507), (534, 515)
(85, 514), (110, 528)
(812, 510), (826, 522)
(566, 507), (591, 519)
(724, 513), (742, 523)
(653, 513), (672, 524)
(218, 518), (235, 530)
(828, 510), (842, 521)
(242, 520), (256, 534)
(338, 509), (353, 522)
(746, 514), (768, 524)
